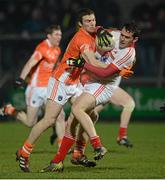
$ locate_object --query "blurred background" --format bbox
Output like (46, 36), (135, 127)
(0, 0), (164, 120)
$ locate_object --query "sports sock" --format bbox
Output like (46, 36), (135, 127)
(4, 104), (16, 115)
(118, 127), (127, 139)
(21, 140), (33, 158)
(72, 140), (86, 158)
(90, 136), (102, 149)
(57, 138), (62, 148)
(52, 134), (75, 163)
(72, 149), (82, 159)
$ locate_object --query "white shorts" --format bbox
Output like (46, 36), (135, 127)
(73, 83), (84, 98)
(47, 77), (83, 105)
(84, 82), (118, 105)
(25, 85), (47, 107)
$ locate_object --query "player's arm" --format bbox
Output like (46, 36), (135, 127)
(84, 62), (119, 78)
(15, 50), (43, 88)
(19, 51), (42, 80)
(80, 28), (115, 68)
(67, 51), (120, 78)
(80, 43), (119, 78)
(81, 45), (107, 68)
(67, 30), (115, 69)
(84, 48), (135, 78)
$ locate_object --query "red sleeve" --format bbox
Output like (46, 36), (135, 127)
(84, 62), (120, 78)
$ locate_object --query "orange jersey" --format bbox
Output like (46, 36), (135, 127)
(29, 39), (61, 87)
(52, 28), (96, 85)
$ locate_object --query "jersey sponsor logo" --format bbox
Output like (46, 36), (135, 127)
(43, 61), (54, 69)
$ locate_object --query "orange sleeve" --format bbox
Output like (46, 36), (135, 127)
(77, 36), (95, 54)
(31, 42), (46, 62)
(32, 51), (42, 61)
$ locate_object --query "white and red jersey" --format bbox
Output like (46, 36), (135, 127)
(104, 30), (135, 86)
(107, 30), (135, 69)
(29, 39), (61, 87)
(83, 30), (136, 87)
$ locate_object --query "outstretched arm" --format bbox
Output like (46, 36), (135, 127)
(15, 55), (40, 88)
(84, 62), (119, 78)
(20, 57), (39, 80)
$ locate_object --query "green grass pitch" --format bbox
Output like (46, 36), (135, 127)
(0, 121), (165, 179)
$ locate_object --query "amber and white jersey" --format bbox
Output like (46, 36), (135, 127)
(51, 28), (96, 85)
(29, 39), (61, 87)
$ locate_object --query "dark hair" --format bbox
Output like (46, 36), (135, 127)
(46, 25), (61, 34)
(122, 22), (141, 38)
(77, 8), (95, 24)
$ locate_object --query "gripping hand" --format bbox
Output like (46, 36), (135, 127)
(96, 27), (114, 48)
(14, 77), (26, 88)
(66, 57), (85, 67)
(119, 68), (134, 79)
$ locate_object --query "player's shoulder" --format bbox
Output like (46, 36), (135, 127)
(124, 47), (136, 60)
(36, 39), (48, 50)
(74, 28), (93, 42)
(107, 28), (121, 41)
(122, 46), (135, 54)
(111, 30), (121, 39)
(68, 28), (95, 52)
(116, 46), (135, 61)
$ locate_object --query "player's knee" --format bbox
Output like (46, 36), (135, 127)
(72, 102), (88, 115)
(71, 105), (80, 117)
(42, 114), (57, 128)
(123, 98), (135, 112)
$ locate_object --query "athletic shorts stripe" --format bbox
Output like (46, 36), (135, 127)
(50, 80), (59, 100)
(93, 85), (105, 97)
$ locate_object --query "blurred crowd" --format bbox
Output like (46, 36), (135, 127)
(0, 0), (165, 77)
(0, 0), (121, 35)
(0, 0), (164, 34)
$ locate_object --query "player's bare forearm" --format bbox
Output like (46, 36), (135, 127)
(82, 50), (107, 68)
(20, 57), (38, 79)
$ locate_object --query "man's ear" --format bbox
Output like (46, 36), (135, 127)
(133, 37), (138, 43)
(47, 34), (51, 39)
(78, 21), (82, 27)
